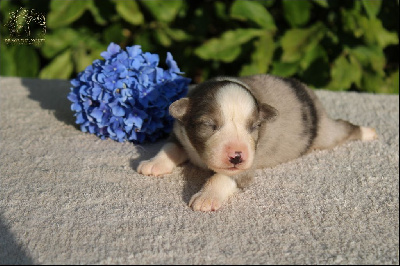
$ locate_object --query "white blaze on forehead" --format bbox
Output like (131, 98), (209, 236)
(216, 84), (256, 124)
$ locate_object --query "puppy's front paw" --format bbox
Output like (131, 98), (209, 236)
(189, 174), (238, 212)
(189, 191), (225, 212)
(137, 159), (174, 177)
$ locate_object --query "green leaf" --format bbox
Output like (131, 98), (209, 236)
(40, 28), (80, 58)
(103, 23), (125, 45)
(140, 0), (183, 23)
(39, 49), (73, 79)
(349, 45), (385, 76)
(214, 1), (229, 21)
(312, 0), (329, 8)
(280, 22), (326, 62)
(341, 8), (364, 38)
(367, 70), (399, 94)
(72, 33), (103, 72)
(165, 28), (192, 41)
(0, 45), (40, 77)
(47, 0), (89, 29)
(282, 0), (312, 27)
(0, 44), (17, 76)
(240, 32), (275, 76)
(72, 43), (103, 73)
(114, 0), (144, 25)
(260, 0), (276, 8)
(230, 0), (276, 31)
(327, 53), (362, 90)
(14, 46), (40, 77)
(87, 0), (107, 25)
(299, 44), (328, 70)
(361, 0), (382, 18)
(195, 29), (264, 62)
(271, 61), (300, 77)
(341, 8), (398, 48)
(386, 70), (399, 94)
(72, 45), (92, 73)
(134, 31), (156, 53)
(360, 17), (398, 48)
(0, 0), (14, 19)
(325, 29), (339, 44)
(154, 28), (172, 47)
(361, 71), (386, 93)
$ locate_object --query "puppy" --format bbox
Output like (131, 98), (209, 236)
(137, 74), (378, 212)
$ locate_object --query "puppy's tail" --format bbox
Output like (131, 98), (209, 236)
(311, 118), (378, 150)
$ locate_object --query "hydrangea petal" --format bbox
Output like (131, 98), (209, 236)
(111, 104), (125, 117)
(71, 102), (82, 112)
(91, 108), (104, 122)
(166, 52), (181, 73)
(101, 42), (121, 60)
(127, 45), (142, 58)
(67, 92), (78, 103)
(75, 112), (86, 124)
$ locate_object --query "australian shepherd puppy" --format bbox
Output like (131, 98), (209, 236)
(138, 74), (377, 212)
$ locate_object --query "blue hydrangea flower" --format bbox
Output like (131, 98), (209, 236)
(68, 43), (191, 143)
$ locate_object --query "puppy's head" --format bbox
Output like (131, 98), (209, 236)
(170, 78), (278, 176)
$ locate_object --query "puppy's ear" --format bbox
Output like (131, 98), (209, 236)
(259, 103), (278, 123)
(169, 98), (190, 122)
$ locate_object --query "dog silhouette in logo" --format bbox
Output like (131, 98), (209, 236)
(6, 7), (46, 40)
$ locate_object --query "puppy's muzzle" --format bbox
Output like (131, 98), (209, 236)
(229, 152), (243, 165)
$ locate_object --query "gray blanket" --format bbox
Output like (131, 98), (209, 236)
(0, 77), (398, 264)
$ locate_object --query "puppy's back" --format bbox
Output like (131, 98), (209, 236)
(236, 75), (326, 168)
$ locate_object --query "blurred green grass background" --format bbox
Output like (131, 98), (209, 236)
(0, 0), (398, 93)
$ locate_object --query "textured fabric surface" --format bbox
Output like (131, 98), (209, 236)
(0, 77), (398, 264)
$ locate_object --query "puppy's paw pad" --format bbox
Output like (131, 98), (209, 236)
(137, 160), (174, 177)
(361, 127), (378, 141)
(189, 192), (223, 212)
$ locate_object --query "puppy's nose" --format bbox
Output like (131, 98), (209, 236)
(229, 152), (243, 165)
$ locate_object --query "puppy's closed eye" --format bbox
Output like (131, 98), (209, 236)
(201, 120), (218, 131)
(249, 121), (262, 132)
(197, 119), (219, 135)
